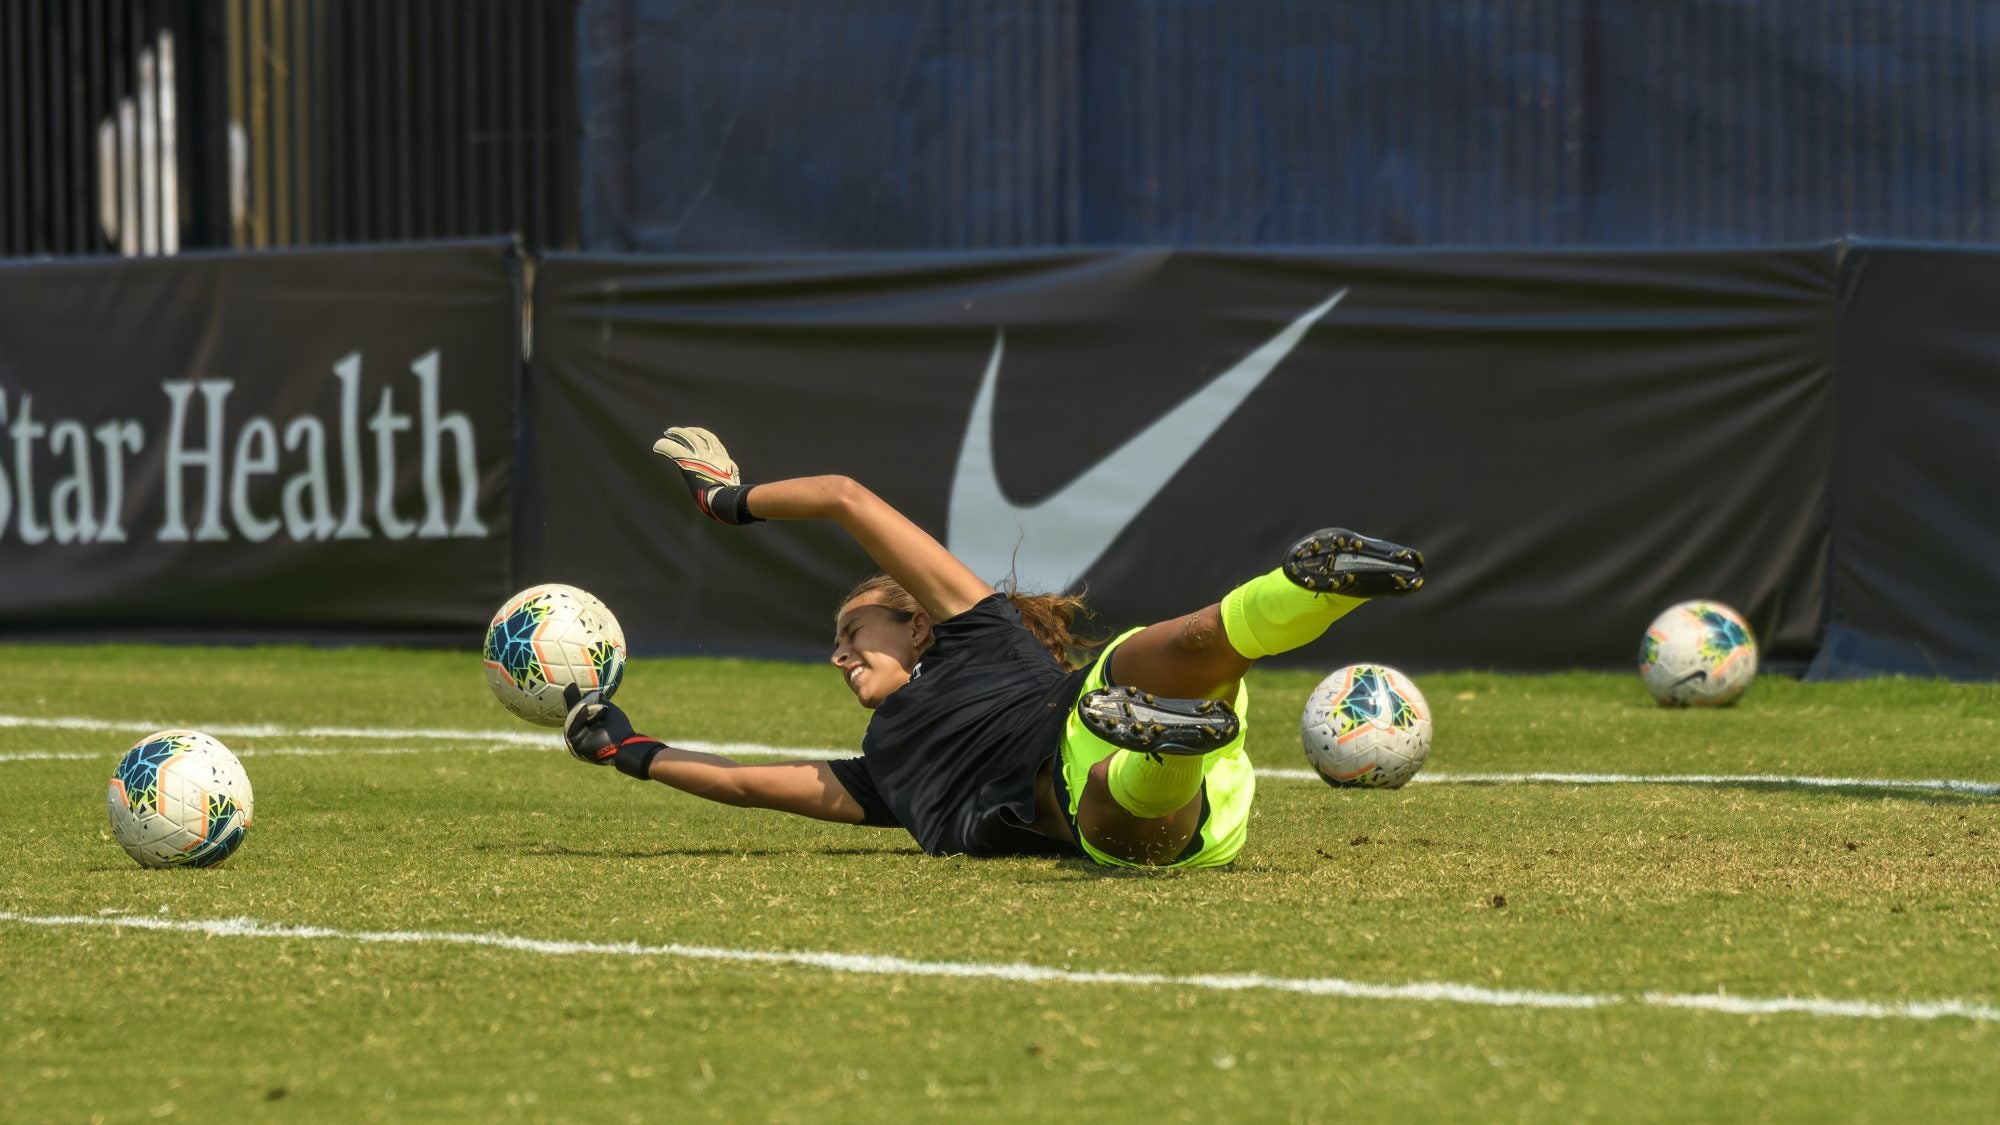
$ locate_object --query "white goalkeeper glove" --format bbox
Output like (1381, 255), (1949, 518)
(651, 426), (761, 525)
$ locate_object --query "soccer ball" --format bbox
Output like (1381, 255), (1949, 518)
(1300, 664), (1433, 789)
(482, 583), (628, 726)
(1638, 600), (1758, 707)
(106, 730), (254, 868)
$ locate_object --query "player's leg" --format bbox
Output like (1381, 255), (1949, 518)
(1087, 604), (1250, 701)
(1056, 645), (1249, 865)
(1063, 529), (1425, 865)
(1102, 528), (1426, 700)
(1057, 663), (1255, 867)
(1070, 733), (1258, 868)
(1073, 756), (1206, 865)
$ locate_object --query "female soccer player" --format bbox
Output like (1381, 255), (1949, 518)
(561, 427), (1424, 868)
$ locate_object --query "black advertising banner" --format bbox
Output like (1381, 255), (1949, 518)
(527, 248), (1835, 671)
(1824, 245), (2000, 679)
(0, 242), (518, 640)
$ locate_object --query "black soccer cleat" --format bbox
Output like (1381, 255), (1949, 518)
(1282, 528), (1426, 597)
(1077, 686), (1241, 756)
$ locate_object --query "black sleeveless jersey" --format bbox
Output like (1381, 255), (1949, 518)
(827, 594), (1088, 857)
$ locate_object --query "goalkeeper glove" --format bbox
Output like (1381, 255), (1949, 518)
(652, 426), (761, 525)
(562, 684), (666, 780)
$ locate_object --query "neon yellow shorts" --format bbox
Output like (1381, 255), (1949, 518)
(1058, 627), (1257, 869)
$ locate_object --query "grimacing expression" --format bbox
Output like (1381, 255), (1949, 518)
(830, 596), (932, 709)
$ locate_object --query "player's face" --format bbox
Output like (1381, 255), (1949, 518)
(831, 596), (929, 710)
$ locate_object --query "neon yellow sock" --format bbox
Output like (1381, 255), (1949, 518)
(1220, 568), (1366, 660)
(1106, 750), (1206, 819)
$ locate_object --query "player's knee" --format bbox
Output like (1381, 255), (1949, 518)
(1086, 757), (1113, 790)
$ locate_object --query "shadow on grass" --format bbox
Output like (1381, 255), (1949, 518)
(497, 842), (1230, 871)
(1033, 856), (1228, 880)
(498, 842), (925, 859)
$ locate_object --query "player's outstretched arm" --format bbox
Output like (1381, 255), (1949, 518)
(563, 687), (866, 824)
(748, 475), (993, 621)
(652, 426), (992, 621)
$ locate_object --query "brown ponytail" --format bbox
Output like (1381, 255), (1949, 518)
(998, 581), (1104, 669)
(837, 574), (1104, 669)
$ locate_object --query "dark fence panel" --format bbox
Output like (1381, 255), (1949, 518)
(526, 247), (1836, 671)
(260, 0), (580, 252)
(0, 241), (520, 641)
(1819, 244), (2000, 679)
(579, 0), (2000, 252)
(0, 0), (580, 259)
(578, 0), (1085, 254)
(0, 0), (221, 257)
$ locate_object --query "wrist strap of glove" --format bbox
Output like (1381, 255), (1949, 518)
(701, 483), (763, 525)
(613, 736), (667, 780)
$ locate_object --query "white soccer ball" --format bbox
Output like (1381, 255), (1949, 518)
(482, 583), (628, 726)
(1300, 664), (1433, 789)
(106, 730), (254, 869)
(1638, 600), (1758, 707)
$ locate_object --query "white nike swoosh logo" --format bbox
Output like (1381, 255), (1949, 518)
(946, 290), (1347, 591)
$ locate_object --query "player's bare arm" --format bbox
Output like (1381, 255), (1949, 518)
(653, 427), (991, 621)
(560, 683), (866, 824)
(745, 475), (993, 622)
(642, 754), (866, 824)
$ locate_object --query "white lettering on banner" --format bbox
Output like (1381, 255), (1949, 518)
(230, 416), (281, 542)
(159, 378), (233, 541)
(0, 350), (488, 546)
(332, 352), (368, 540)
(410, 350), (486, 538)
(369, 385), (416, 539)
(8, 390), (51, 544)
(48, 420), (99, 543)
(0, 391), (145, 546)
(91, 419), (144, 542)
(280, 414), (335, 540)
(0, 394), (11, 535)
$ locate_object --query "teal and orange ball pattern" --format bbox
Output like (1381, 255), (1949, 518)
(1692, 604), (1754, 664)
(110, 732), (183, 818)
(1300, 664), (1434, 789)
(482, 584), (628, 727)
(484, 592), (558, 692)
(1638, 600), (1759, 707)
(587, 637), (627, 698)
(106, 730), (254, 868)
(1327, 665), (1425, 739)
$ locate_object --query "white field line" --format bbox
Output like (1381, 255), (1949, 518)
(0, 712), (822, 760)
(1410, 770), (2000, 797)
(1259, 768), (2000, 798)
(0, 712), (561, 747)
(2, 712), (1995, 796)
(1, 909), (1993, 1025)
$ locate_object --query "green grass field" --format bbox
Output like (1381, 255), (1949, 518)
(3, 644), (1996, 1123)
